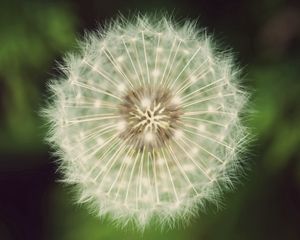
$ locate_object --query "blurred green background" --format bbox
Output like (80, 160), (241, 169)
(0, 0), (299, 239)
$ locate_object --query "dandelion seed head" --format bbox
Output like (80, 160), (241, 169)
(44, 15), (249, 230)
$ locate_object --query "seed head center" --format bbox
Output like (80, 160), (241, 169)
(131, 102), (169, 133)
(118, 86), (182, 150)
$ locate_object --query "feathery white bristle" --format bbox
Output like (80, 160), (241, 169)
(44, 15), (249, 230)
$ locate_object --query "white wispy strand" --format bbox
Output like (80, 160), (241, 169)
(43, 15), (249, 230)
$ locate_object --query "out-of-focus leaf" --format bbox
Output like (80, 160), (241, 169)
(0, 2), (77, 154)
(249, 62), (300, 172)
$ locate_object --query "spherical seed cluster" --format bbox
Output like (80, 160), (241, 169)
(45, 16), (248, 229)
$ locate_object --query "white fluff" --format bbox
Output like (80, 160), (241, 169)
(44, 15), (249, 230)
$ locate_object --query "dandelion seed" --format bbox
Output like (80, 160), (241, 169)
(44, 15), (249, 230)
